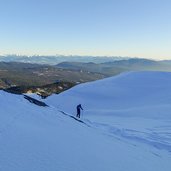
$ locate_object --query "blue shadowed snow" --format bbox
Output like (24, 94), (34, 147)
(0, 71), (171, 171)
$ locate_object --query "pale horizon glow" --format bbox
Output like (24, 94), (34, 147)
(0, 0), (171, 60)
(0, 51), (170, 61)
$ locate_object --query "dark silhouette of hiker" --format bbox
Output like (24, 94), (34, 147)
(76, 104), (83, 118)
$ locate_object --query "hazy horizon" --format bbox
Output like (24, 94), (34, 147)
(0, 53), (170, 61)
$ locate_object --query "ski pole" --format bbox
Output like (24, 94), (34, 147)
(82, 109), (84, 118)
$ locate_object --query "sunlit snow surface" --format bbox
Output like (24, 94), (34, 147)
(0, 71), (171, 171)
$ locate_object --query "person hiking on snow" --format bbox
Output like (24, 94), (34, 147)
(76, 104), (83, 118)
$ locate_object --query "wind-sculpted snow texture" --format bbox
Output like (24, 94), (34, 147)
(0, 71), (171, 171)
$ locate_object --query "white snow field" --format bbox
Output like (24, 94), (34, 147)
(0, 71), (171, 171)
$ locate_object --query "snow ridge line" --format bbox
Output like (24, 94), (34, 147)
(49, 105), (91, 127)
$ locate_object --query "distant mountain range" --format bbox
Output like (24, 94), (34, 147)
(1, 55), (171, 73)
(0, 55), (130, 64)
(1, 57), (171, 96)
(56, 58), (171, 76)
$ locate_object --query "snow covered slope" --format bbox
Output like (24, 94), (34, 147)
(46, 71), (171, 119)
(0, 71), (171, 171)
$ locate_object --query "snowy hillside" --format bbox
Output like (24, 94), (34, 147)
(46, 71), (171, 119)
(0, 71), (171, 171)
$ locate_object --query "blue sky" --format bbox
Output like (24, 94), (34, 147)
(0, 0), (171, 59)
